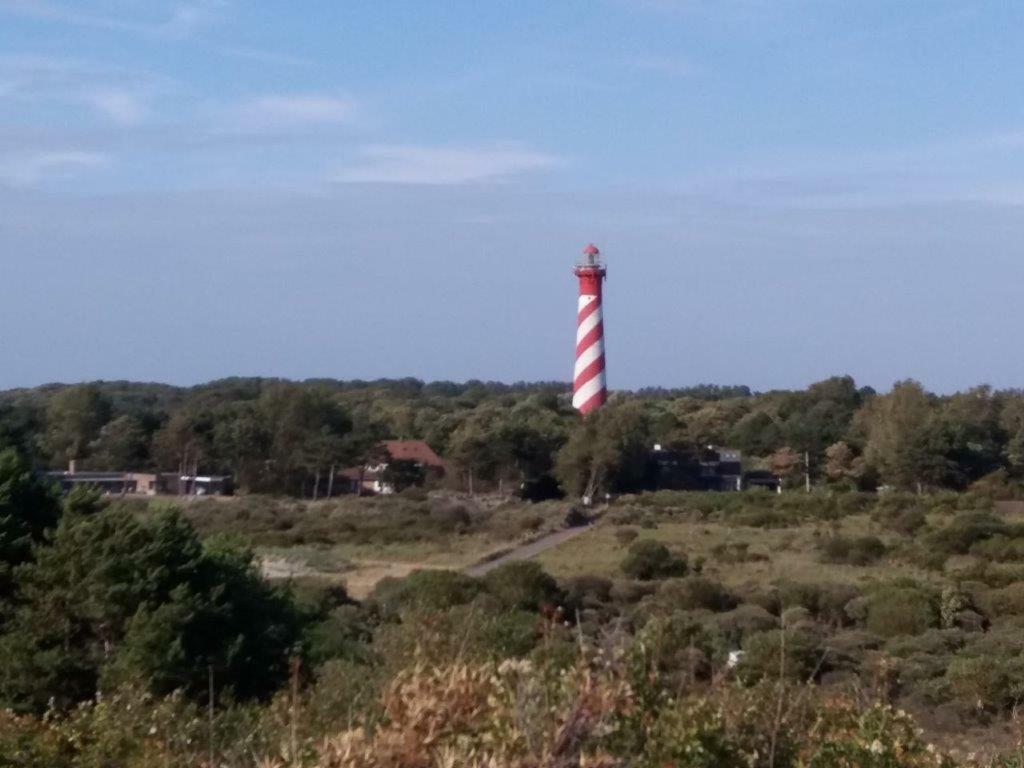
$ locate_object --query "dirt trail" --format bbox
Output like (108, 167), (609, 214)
(261, 525), (595, 598)
(464, 525), (593, 576)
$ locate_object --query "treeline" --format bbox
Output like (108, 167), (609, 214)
(4, 375), (1024, 495)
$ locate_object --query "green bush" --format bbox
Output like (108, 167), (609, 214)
(303, 604), (374, 667)
(819, 535), (886, 565)
(928, 512), (1007, 556)
(369, 569), (483, 617)
(862, 585), (939, 638)
(562, 575), (613, 610)
(873, 492), (921, 519)
(481, 561), (561, 611)
(712, 604), (778, 645)
(772, 581), (860, 626)
(970, 535), (1024, 562)
(656, 576), (738, 613)
(737, 627), (824, 683)
(621, 540), (687, 580)
(884, 507), (928, 536)
(975, 581), (1024, 618)
(945, 656), (1024, 711)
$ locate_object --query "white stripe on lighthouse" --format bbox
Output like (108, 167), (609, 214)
(572, 371), (606, 409)
(574, 337), (604, 378)
(576, 305), (602, 343)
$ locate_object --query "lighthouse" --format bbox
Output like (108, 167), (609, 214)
(572, 243), (608, 414)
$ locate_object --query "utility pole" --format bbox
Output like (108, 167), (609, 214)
(804, 451), (811, 493)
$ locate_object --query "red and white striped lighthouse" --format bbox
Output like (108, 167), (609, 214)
(572, 243), (608, 414)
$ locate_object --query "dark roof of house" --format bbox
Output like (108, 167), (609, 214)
(381, 440), (445, 469)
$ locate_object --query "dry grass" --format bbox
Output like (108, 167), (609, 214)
(535, 513), (936, 588)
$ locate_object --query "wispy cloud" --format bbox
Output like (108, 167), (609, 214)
(0, 55), (165, 125)
(0, 0), (225, 39)
(0, 1), (304, 64)
(0, 149), (108, 185)
(233, 94), (357, 129)
(83, 88), (148, 125)
(334, 144), (563, 185)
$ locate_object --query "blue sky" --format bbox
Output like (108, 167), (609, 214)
(3, 0), (1024, 393)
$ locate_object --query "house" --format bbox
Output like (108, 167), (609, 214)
(339, 439), (446, 495)
(647, 444), (778, 492)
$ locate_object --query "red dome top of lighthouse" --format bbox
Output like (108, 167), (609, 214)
(582, 243), (600, 256)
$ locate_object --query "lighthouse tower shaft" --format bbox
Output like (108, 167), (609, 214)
(573, 245), (607, 414)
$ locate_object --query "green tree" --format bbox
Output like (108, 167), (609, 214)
(258, 384), (352, 496)
(88, 414), (150, 470)
(555, 401), (651, 499)
(0, 448), (60, 599)
(859, 380), (949, 492)
(44, 384), (112, 468)
(0, 507), (303, 711)
(446, 406), (514, 493)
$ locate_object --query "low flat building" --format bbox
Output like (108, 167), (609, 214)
(42, 470), (159, 496)
(41, 470), (232, 496)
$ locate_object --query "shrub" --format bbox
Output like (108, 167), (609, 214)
(709, 542), (768, 564)
(873, 492), (920, 518)
(773, 581), (859, 624)
(863, 585), (939, 638)
(634, 612), (715, 679)
(482, 561), (561, 611)
(369, 569), (483, 617)
(945, 656), (1024, 711)
(562, 575), (613, 610)
(975, 581), (1024, 618)
(969, 535), (1024, 562)
(737, 627), (824, 683)
(885, 628), (966, 659)
(373, 604), (540, 669)
(729, 508), (790, 528)
(517, 513), (544, 532)
(969, 469), (1024, 501)
(885, 508), (928, 536)
(614, 527), (640, 547)
(621, 540), (687, 581)
(819, 535), (886, 566)
(928, 512), (1007, 556)
(656, 576), (738, 613)
(713, 604), (778, 644)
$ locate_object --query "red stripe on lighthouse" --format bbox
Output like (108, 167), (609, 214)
(572, 244), (607, 415)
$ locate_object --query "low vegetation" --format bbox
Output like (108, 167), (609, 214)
(9, 440), (1024, 763)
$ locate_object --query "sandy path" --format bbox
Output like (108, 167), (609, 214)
(464, 525), (593, 576)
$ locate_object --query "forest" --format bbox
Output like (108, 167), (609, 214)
(4, 375), (1024, 498)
